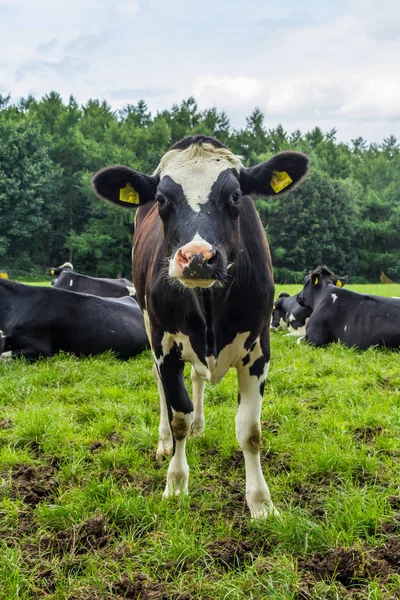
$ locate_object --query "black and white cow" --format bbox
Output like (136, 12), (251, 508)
(0, 279), (148, 360)
(93, 135), (310, 518)
(297, 265), (400, 349)
(0, 330), (5, 355)
(52, 266), (136, 298)
(271, 292), (313, 336)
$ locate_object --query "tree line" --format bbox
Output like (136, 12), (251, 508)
(0, 92), (399, 282)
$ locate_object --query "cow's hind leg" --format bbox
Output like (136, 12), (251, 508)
(191, 366), (205, 436)
(153, 364), (173, 461)
(158, 351), (193, 497)
(236, 340), (278, 519)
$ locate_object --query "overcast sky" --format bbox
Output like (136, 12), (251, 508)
(1, 0), (400, 143)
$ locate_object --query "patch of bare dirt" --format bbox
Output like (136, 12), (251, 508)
(298, 536), (400, 588)
(8, 464), (58, 507)
(0, 418), (14, 429)
(263, 449), (292, 474)
(206, 538), (252, 570)
(354, 426), (384, 443)
(89, 441), (107, 453)
(223, 449), (243, 469)
(111, 574), (194, 599)
(28, 515), (112, 558)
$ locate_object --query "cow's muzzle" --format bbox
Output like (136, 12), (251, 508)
(169, 242), (226, 288)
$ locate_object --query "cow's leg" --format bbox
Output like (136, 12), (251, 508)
(191, 366), (205, 436)
(158, 351), (193, 497)
(236, 339), (278, 519)
(153, 364), (173, 460)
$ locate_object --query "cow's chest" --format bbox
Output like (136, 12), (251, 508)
(160, 330), (252, 384)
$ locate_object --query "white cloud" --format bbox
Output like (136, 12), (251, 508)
(194, 76), (264, 106)
(115, 0), (140, 17)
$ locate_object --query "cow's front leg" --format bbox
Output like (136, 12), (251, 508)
(158, 352), (193, 497)
(153, 364), (173, 461)
(191, 366), (205, 436)
(236, 346), (278, 519)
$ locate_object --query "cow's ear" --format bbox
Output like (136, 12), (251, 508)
(239, 151), (310, 197)
(334, 277), (348, 288)
(92, 166), (158, 208)
(311, 273), (320, 286)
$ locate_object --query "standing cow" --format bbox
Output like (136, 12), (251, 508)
(93, 135), (309, 517)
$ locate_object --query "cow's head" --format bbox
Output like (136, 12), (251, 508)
(49, 262), (74, 277)
(270, 292), (290, 329)
(92, 135), (310, 289)
(297, 265), (348, 308)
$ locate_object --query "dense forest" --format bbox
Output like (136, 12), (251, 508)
(0, 92), (399, 282)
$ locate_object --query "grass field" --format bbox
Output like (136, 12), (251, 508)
(0, 285), (400, 599)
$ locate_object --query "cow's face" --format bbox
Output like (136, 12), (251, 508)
(270, 295), (289, 329)
(92, 136), (310, 289)
(154, 143), (243, 288)
(297, 266), (347, 308)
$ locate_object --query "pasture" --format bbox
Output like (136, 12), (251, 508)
(0, 284), (400, 599)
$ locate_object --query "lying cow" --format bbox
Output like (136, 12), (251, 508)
(271, 292), (312, 336)
(297, 265), (400, 349)
(49, 262), (74, 279)
(51, 265), (136, 298)
(93, 134), (310, 517)
(0, 279), (148, 360)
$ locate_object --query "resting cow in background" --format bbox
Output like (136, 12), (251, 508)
(297, 265), (400, 349)
(0, 279), (148, 360)
(93, 134), (310, 517)
(0, 330), (5, 355)
(51, 265), (136, 298)
(271, 291), (313, 336)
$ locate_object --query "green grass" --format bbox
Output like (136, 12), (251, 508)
(0, 285), (399, 598)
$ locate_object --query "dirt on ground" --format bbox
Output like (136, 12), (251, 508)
(206, 538), (252, 570)
(298, 535), (400, 588)
(41, 515), (112, 556)
(111, 573), (194, 600)
(0, 418), (14, 428)
(353, 425), (384, 443)
(7, 463), (58, 507)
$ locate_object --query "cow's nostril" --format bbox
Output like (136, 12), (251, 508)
(206, 251), (217, 266)
(177, 249), (190, 266)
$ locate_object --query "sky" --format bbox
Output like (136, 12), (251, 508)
(1, 0), (400, 143)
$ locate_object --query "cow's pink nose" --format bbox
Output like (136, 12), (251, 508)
(176, 243), (214, 270)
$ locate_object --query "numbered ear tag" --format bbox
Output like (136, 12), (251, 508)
(314, 277), (319, 285)
(50, 270), (55, 275)
(270, 170), (293, 193)
(119, 182), (139, 204)
(336, 280), (343, 287)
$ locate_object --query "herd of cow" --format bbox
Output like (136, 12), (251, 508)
(1, 134), (399, 518)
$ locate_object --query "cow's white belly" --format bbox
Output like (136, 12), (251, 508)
(161, 330), (252, 384)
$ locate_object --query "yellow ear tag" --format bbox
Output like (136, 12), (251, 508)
(314, 277), (319, 285)
(119, 182), (139, 204)
(336, 280), (343, 288)
(50, 270), (55, 275)
(270, 170), (293, 193)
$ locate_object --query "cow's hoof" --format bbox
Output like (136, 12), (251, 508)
(250, 503), (280, 520)
(191, 422), (204, 437)
(156, 439), (173, 463)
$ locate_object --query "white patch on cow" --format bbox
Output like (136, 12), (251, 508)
(331, 293), (338, 303)
(286, 325), (306, 337)
(236, 359), (278, 518)
(297, 336), (306, 345)
(159, 330), (252, 384)
(288, 313), (296, 322)
(163, 411), (192, 497)
(191, 366), (205, 435)
(154, 143), (242, 212)
(126, 286), (136, 296)
(0, 351), (12, 361)
(344, 324), (347, 331)
(69, 279), (73, 287)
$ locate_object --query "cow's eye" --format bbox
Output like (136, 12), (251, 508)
(230, 192), (241, 206)
(156, 195), (169, 207)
